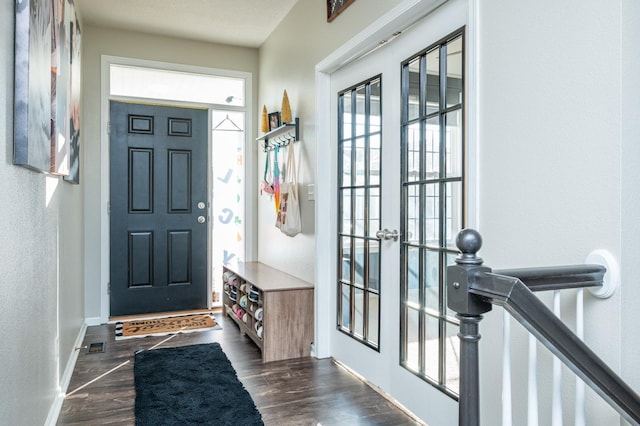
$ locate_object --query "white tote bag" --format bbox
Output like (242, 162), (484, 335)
(275, 144), (302, 237)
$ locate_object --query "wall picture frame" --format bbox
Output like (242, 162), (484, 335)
(14, 0), (52, 173)
(327, 0), (357, 22)
(14, 0), (82, 182)
(268, 112), (281, 131)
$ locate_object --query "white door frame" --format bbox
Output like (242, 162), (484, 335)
(314, 0), (479, 422)
(98, 56), (254, 323)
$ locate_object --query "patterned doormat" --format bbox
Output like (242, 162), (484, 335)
(115, 313), (222, 340)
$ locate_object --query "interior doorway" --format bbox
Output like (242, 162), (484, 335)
(317, 0), (473, 423)
(102, 57), (251, 320)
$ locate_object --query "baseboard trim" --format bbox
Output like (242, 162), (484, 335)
(85, 316), (102, 326)
(45, 321), (88, 426)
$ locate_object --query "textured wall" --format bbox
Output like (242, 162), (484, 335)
(0, 0), (85, 422)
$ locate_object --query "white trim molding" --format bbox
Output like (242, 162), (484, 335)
(45, 322), (88, 426)
(98, 56), (254, 322)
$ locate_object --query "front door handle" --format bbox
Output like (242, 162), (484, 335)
(375, 228), (398, 241)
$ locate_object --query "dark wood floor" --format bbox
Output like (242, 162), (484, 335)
(57, 313), (421, 425)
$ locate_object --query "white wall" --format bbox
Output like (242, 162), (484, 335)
(257, 0), (403, 282)
(621, 0), (640, 395)
(0, 0), (85, 422)
(81, 26), (259, 320)
(477, 1), (627, 424)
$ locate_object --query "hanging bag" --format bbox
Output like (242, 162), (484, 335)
(275, 144), (302, 237)
(273, 146), (281, 214)
(259, 151), (274, 196)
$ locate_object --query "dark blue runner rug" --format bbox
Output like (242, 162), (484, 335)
(135, 342), (263, 425)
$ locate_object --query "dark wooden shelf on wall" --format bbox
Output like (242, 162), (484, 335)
(257, 117), (299, 152)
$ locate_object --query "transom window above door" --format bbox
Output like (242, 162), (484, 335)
(109, 64), (245, 106)
(336, 76), (382, 350)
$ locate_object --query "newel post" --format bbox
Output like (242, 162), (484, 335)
(447, 229), (493, 426)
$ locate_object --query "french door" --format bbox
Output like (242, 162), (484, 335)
(329, 3), (467, 424)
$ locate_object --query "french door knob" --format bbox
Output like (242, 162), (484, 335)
(376, 228), (398, 241)
(197, 216), (206, 224)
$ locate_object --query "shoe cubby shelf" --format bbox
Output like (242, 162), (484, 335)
(222, 261), (314, 363)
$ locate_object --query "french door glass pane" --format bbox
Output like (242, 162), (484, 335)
(446, 36), (463, 108)
(354, 287), (365, 338)
(370, 134), (381, 186)
(341, 140), (352, 186)
(407, 122), (421, 182)
(370, 79), (381, 133)
(401, 29), (464, 397)
(425, 116), (440, 178)
(337, 76), (382, 351)
(445, 110), (463, 178)
(406, 245), (420, 306)
(355, 137), (366, 186)
(406, 184), (420, 244)
(341, 189), (352, 233)
(407, 58), (420, 121)
(367, 292), (380, 346)
(354, 188), (366, 236)
(426, 48), (440, 116)
(368, 188), (380, 236)
(356, 85), (366, 136)
(445, 321), (460, 394)
(341, 283), (351, 329)
(405, 307), (420, 371)
(368, 240), (380, 290)
(424, 314), (439, 379)
(341, 236), (351, 282)
(445, 181), (463, 247)
(424, 183), (439, 245)
(354, 239), (365, 286)
(444, 251), (459, 319)
(424, 249), (440, 312)
(343, 95), (352, 140)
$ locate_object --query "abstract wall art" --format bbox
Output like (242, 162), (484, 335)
(14, 0), (82, 183)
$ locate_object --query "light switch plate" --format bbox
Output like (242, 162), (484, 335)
(307, 184), (315, 201)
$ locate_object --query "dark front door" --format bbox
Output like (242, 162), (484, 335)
(109, 101), (208, 316)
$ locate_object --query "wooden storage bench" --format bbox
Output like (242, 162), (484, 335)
(222, 261), (314, 363)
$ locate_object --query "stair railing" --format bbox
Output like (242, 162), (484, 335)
(447, 229), (640, 426)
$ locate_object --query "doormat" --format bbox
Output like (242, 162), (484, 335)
(115, 313), (221, 340)
(135, 343), (263, 425)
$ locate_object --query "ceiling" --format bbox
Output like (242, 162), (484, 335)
(75, 0), (300, 48)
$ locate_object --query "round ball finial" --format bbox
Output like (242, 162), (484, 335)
(456, 229), (483, 265)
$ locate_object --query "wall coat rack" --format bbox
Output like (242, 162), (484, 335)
(257, 118), (299, 152)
